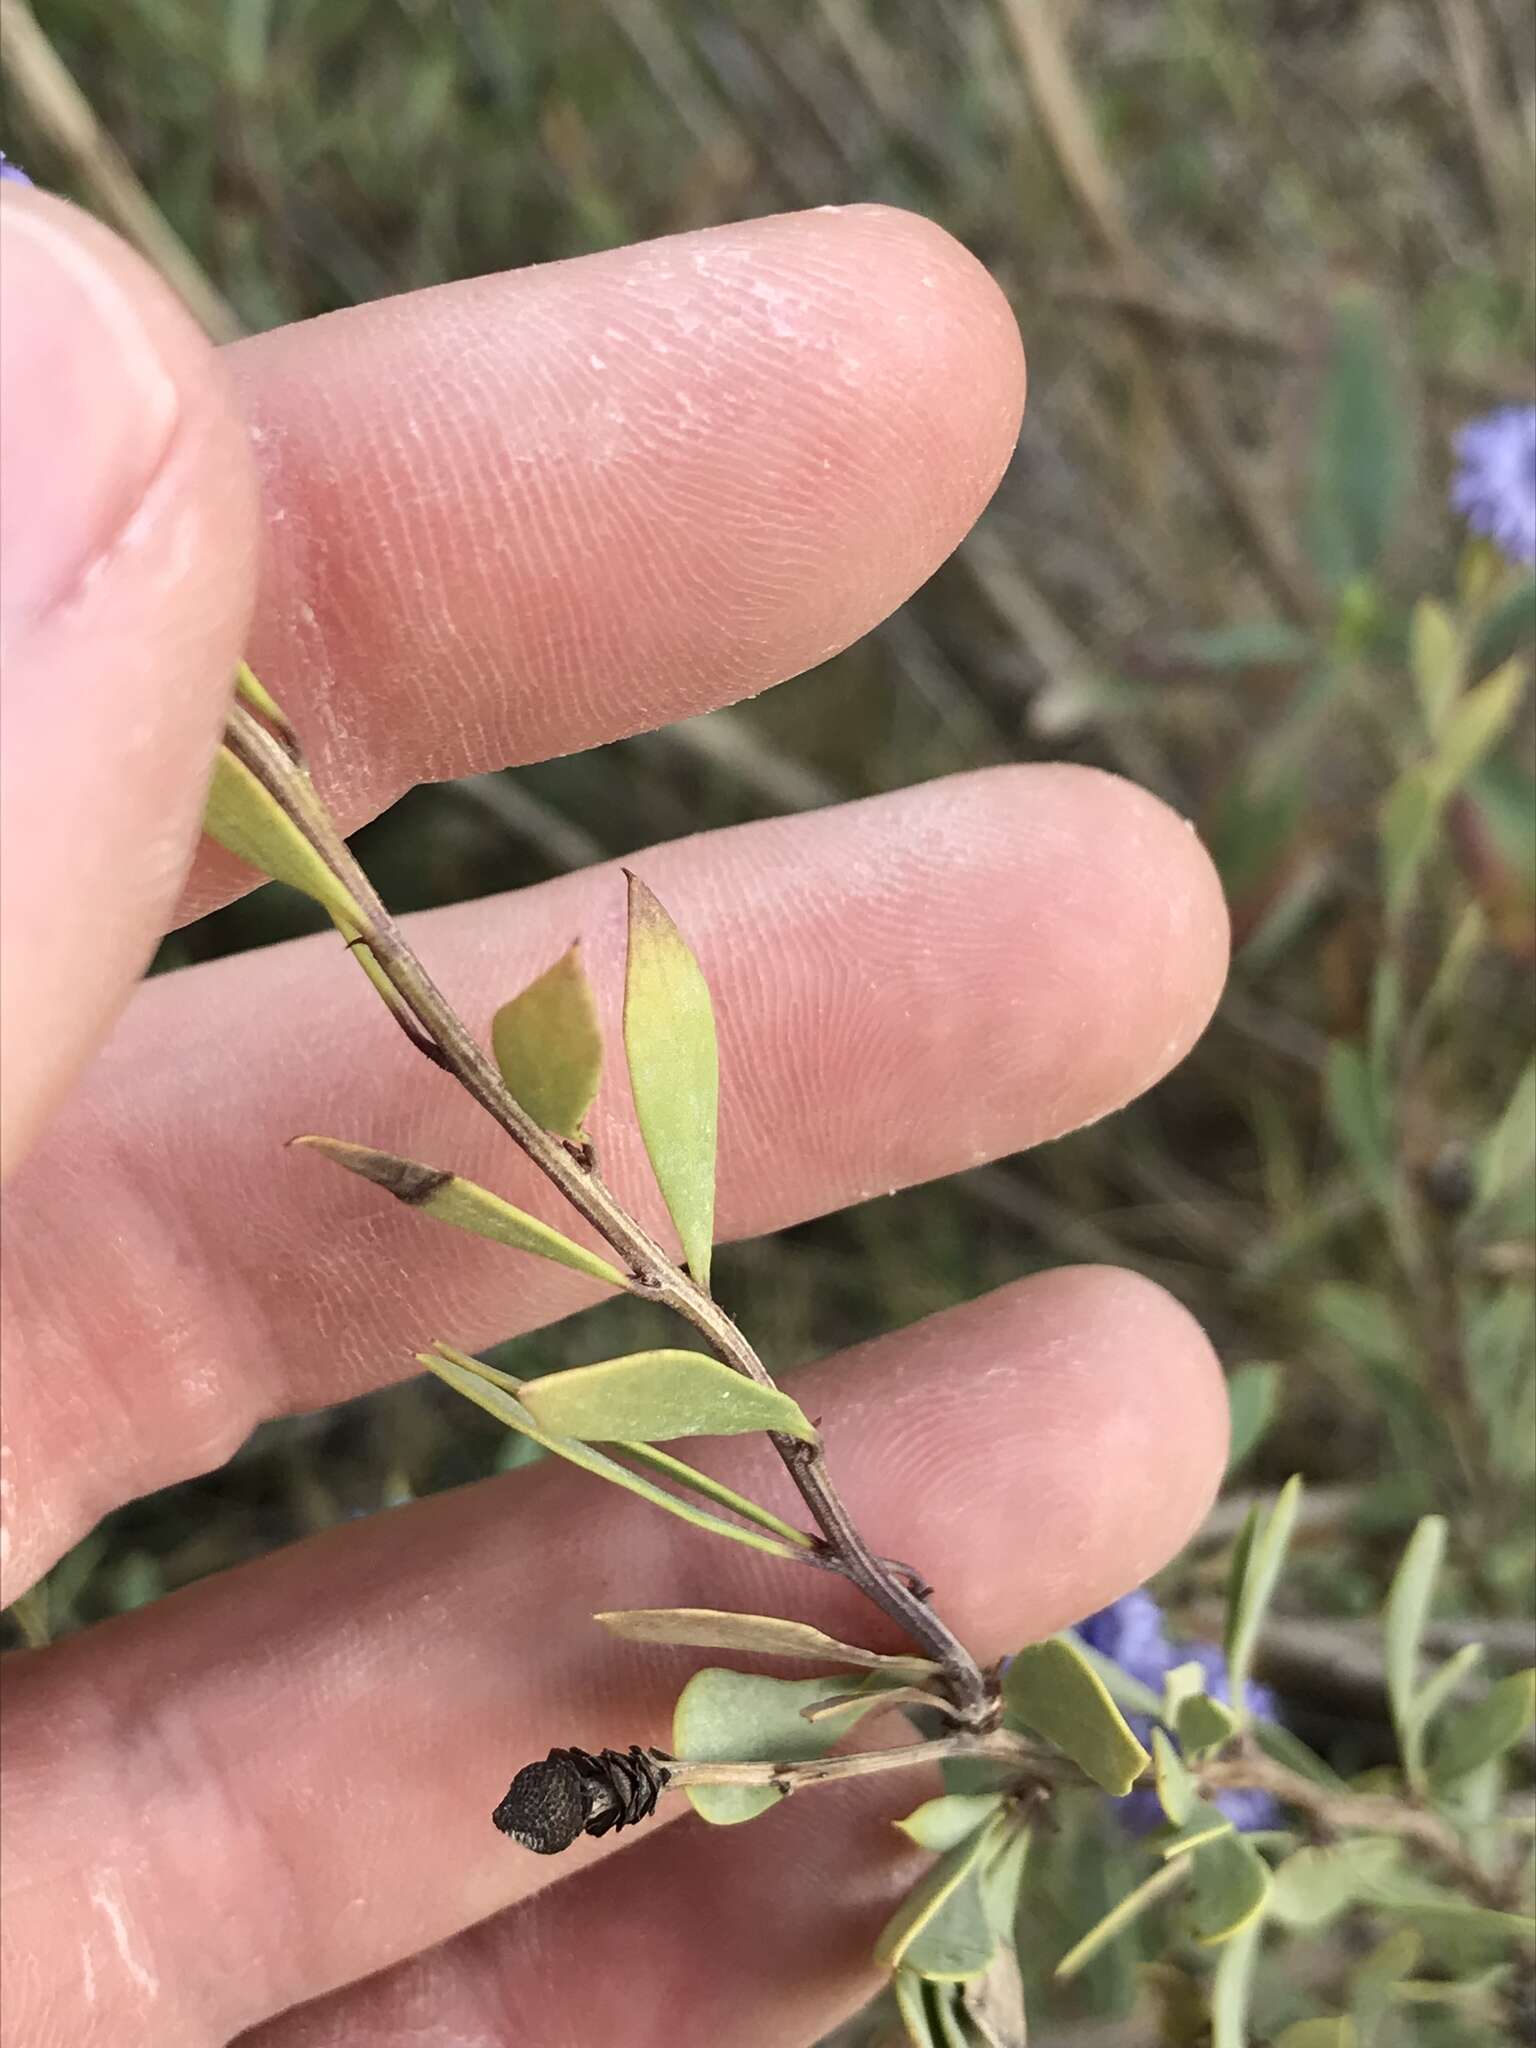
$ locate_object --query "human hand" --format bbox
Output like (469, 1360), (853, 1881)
(0, 188), (1231, 2045)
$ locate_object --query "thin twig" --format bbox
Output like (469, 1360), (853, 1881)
(665, 1726), (1063, 1793)
(0, 0), (243, 343)
(223, 705), (990, 1721)
(1200, 1749), (1518, 1911)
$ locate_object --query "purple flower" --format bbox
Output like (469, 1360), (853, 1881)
(1075, 1591), (1283, 1835)
(0, 151), (31, 188)
(1451, 406), (1536, 566)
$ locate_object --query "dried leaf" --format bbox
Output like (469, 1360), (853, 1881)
(594, 1607), (938, 1678)
(293, 1137), (627, 1290)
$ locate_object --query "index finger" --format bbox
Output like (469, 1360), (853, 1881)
(186, 204), (1025, 916)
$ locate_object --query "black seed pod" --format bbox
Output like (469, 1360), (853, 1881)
(493, 1745), (673, 1854)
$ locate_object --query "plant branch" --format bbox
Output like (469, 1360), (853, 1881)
(222, 704), (990, 1721)
(663, 1727), (1069, 1795)
(1198, 1749), (1517, 1910)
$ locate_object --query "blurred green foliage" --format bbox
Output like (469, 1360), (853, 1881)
(4, 1), (1534, 2032)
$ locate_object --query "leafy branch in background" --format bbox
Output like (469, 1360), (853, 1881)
(201, 678), (1534, 2044)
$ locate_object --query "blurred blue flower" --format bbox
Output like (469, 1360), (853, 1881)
(0, 151), (31, 187)
(1076, 1590), (1283, 1835)
(1451, 405), (1536, 566)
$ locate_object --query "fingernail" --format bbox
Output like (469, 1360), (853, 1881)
(0, 200), (179, 630)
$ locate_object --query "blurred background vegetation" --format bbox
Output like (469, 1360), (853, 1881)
(4, 0), (1533, 2034)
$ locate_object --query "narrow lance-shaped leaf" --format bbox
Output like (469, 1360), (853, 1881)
(293, 1137), (628, 1290)
(1054, 1862), (1187, 1980)
(624, 874), (718, 1291)
(1001, 1636), (1149, 1795)
(1224, 1474), (1304, 1715)
(1382, 1514), (1446, 1790)
(491, 944), (603, 1140)
(595, 1607), (939, 1679)
(449, 1354), (812, 1550)
(519, 1349), (816, 1445)
(1151, 1727), (1197, 1828)
(233, 661), (300, 751)
(1225, 1362), (1282, 1475)
(203, 748), (365, 931)
(1304, 284), (1406, 589)
(671, 1668), (858, 1824)
(422, 1348), (807, 1566)
(1209, 1918), (1264, 2048)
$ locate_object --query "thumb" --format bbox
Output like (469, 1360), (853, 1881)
(0, 187), (258, 1178)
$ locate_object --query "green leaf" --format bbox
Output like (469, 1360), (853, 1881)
(1429, 1669), (1536, 1791)
(422, 1348), (808, 1565)
(1252, 1718), (1352, 1792)
(1276, 2017), (1356, 2047)
(1054, 1862), (1187, 1979)
(1177, 1691), (1240, 1758)
(1188, 1830), (1271, 1944)
(1225, 1363), (1282, 1475)
(292, 1137), (628, 1288)
(876, 1815), (1008, 1980)
(1159, 1802), (1236, 1862)
(1379, 764), (1440, 922)
(1304, 286), (1406, 589)
(1001, 1637), (1150, 1794)
(623, 873), (719, 1291)
(463, 1354), (813, 1545)
(1269, 1839), (1403, 1930)
(1475, 1059), (1536, 1223)
(1067, 1637), (1163, 1720)
(671, 1669), (853, 1824)
(1165, 621), (1316, 670)
(1382, 1515), (1447, 1790)
(203, 748), (365, 929)
(594, 1608), (938, 1679)
(233, 661), (299, 748)
(895, 1792), (1006, 1854)
(979, 1823), (1031, 1946)
(1399, 1643), (1484, 1771)
(1324, 1043), (1391, 1192)
(1151, 1728), (1197, 1828)
(893, 1970), (942, 2048)
(491, 944), (603, 1140)
(519, 1349), (815, 1444)
(1224, 1474), (1304, 1715)
(1469, 573), (1536, 676)
(1431, 657), (1528, 801)
(1210, 1919), (1263, 2048)
(1409, 598), (1464, 740)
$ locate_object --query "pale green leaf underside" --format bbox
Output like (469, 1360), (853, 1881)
(203, 748), (364, 930)
(1188, 1830), (1272, 1944)
(1151, 1726), (1197, 1826)
(895, 1791), (1005, 1854)
(876, 1815), (1008, 1979)
(1001, 1637), (1149, 1794)
(623, 874), (719, 1292)
(293, 1136), (627, 1291)
(594, 1607), (937, 1678)
(672, 1669), (855, 1824)
(1429, 1669), (1536, 1790)
(491, 944), (603, 1140)
(423, 1348), (807, 1565)
(520, 1349), (815, 1444)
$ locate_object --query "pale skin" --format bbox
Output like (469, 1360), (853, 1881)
(0, 190), (1232, 2044)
